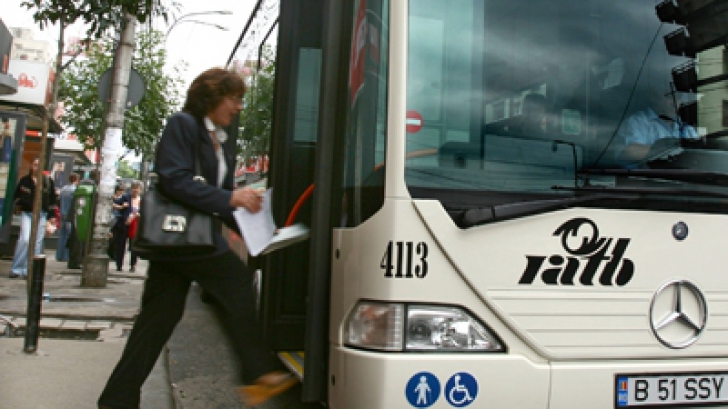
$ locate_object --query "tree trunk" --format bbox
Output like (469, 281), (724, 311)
(27, 19), (66, 293)
(81, 14), (137, 288)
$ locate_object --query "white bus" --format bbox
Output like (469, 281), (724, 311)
(228, 0), (728, 407)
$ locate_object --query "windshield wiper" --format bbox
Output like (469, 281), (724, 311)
(553, 184), (728, 198)
(466, 182), (728, 227)
(460, 194), (638, 227)
(580, 168), (728, 186)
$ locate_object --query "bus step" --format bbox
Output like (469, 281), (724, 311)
(278, 351), (305, 380)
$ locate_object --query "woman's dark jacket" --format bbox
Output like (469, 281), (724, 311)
(148, 112), (239, 261)
(112, 193), (132, 230)
(14, 173), (57, 219)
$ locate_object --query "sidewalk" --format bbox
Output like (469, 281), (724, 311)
(0, 249), (175, 409)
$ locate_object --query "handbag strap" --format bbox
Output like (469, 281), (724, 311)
(192, 149), (205, 184)
(191, 117), (205, 183)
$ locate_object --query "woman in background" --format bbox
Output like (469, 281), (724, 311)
(125, 181), (142, 272)
(110, 184), (130, 271)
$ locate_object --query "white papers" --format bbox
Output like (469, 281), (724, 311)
(233, 189), (310, 257)
(258, 223), (310, 255)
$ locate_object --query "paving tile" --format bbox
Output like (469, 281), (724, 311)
(86, 321), (113, 330)
(11, 316), (26, 328)
(39, 318), (63, 329)
(61, 320), (87, 331)
(98, 325), (125, 341)
(0, 249), (147, 333)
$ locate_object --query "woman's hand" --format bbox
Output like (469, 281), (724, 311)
(230, 186), (264, 213)
(126, 212), (138, 225)
(45, 220), (57, 236)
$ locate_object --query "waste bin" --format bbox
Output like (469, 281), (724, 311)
(73, 181), (96, 243)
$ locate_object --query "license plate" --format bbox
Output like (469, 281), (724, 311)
(616, 373), (728, 407)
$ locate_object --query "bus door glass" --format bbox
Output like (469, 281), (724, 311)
(340, 0), (390, 228)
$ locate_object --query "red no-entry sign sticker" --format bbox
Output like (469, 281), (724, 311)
(406, 110), (424, 134)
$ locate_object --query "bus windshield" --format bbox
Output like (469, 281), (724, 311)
(405, 0), (728, 223)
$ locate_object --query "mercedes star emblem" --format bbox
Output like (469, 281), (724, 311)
(649, 280), (708, 349)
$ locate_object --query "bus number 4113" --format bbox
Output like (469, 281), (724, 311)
(381, 241), (429, 278)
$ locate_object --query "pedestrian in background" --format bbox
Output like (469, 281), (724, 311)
(1, 117), (12, 163)
(56, 173), (79, 262)
(98, 68), (297, 409)
(110, 184), (131, 271)
(9, 157), (57, 279)
(125, 181), (142, 272)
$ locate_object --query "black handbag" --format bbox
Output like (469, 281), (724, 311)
(131, 150), (216, 257)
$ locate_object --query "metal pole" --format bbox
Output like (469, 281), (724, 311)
(165, 9), (231, 38)
(24, 255), (46, 353)
(226, 0), (265, 67)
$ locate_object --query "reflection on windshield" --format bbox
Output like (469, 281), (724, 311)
(405, 0), (728, 210)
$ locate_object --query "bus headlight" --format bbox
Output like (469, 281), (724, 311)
(345, 302), (404, 351)
(344, 301), (504, 352)
(406, 305), (503, 351)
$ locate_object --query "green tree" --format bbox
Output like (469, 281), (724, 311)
(20, 1), (178, 89)
(117, 159), (138, 179)
(238, 46), (276, 163)
(21, 1), (177, 40)
(58, 29), (185, 157)
(21, 0), (182, 169)
(118, 29), (186, 159)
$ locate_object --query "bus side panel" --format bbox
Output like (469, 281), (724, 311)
(328, 198), (550, 407)
(328, 348), (550, 409)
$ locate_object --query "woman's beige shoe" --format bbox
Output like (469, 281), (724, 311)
(237, 371), (298, 406)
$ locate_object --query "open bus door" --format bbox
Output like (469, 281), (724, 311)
(259, 0), (353, 403)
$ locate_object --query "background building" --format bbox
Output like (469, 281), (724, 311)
(9, 27), (53, 64)
(0, 20), (18, 96)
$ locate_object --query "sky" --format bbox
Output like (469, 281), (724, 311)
(0, 0), (257, 91)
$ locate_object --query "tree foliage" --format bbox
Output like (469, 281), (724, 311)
(238, 46), (276, 163)
(58, 29), (185, 158)
(121, 29), (185, 158)
(20, 0), (179, 39)
(117, 159), (138, 179)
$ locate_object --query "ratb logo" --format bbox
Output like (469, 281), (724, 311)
(518, 218), (634, 286)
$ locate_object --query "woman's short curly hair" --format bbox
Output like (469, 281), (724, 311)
(182, 67), (246, 121)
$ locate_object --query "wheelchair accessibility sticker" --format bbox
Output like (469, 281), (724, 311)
(445, 372), (478, 407)
(406, 372), (478, 408)
(406, 372), (441, 407)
